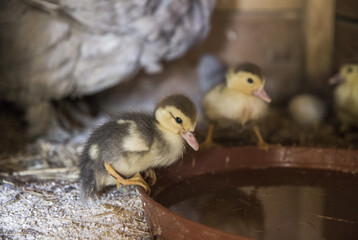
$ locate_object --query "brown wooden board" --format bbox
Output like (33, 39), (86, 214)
(304, 0), (335, 89)
(334, 19), (358, 70)
(337, 0), (358, 20)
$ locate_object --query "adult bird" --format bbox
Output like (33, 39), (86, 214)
(0, 0), (215, 140)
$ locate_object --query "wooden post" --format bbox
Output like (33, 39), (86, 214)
(335, 0), (358, 68)
(304, 0), (336, 87)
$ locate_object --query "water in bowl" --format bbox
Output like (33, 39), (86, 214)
(154, 168), (358, 240)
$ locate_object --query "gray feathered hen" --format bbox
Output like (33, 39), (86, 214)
(0, 0), (215, 138)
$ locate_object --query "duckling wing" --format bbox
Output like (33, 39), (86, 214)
(115, 113), (155, 153)
(84, 113), (154, 155)
(198, 53), (226, 93)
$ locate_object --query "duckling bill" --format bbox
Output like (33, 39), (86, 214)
(80, 94), (198, 199)
(200, 61), (271, 150)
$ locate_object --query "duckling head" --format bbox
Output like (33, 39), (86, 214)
(329, 62), (358, 85)
(155, 94), (199, 151)
(226, 63), (271, 103)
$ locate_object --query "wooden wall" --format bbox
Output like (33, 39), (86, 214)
(192, 0), (307, 103)
(336, 0), (358, 20)
(304, 0), (335, 87)
(334, 0), (358, 69)
(193, 0), (336, 101)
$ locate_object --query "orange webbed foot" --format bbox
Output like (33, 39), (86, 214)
(104, 163), (150, 193)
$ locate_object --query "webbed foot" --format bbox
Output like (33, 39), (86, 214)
(104, 163), (150, 193)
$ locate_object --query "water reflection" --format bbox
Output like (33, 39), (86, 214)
(154, 168), (358, 240)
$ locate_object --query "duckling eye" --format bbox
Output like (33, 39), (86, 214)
(175, 117), (183, 124)
(247, 78), (254, 84)
(347, 67), (353, 74)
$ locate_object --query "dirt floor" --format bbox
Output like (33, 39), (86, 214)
(0, 181), (150, 239)
(0, 102), (153, 239)
(201, 107), (358, 150)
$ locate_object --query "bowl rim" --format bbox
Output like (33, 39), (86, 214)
(139, 146), (358, 240)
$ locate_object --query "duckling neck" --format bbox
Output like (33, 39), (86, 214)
(156, 123), (183, 144)
(156, 122), (184, 146)
(154, 122), (185, 166)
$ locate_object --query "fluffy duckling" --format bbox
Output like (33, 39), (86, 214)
(200, 61), (271, 150)
(80, 94), (198, 199)
(329, 61), (358, 131)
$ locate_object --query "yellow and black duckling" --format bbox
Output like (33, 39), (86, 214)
(80, 94), (198, 199)
(329, 61), (358, 131)
(199, 56), (271, 150)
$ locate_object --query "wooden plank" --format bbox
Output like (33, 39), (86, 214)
(304, 0), (335, 86)
(334, 19), (358, 69)
(336, 0), (358, 20)
(216, 0), (303, 11)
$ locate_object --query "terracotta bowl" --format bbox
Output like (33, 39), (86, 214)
(138, 146), (358, 240)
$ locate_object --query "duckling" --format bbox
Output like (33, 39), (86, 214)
(79, 94), (198, 199)
(329, 61), (358, 131)
(200, 60), (271, 150)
